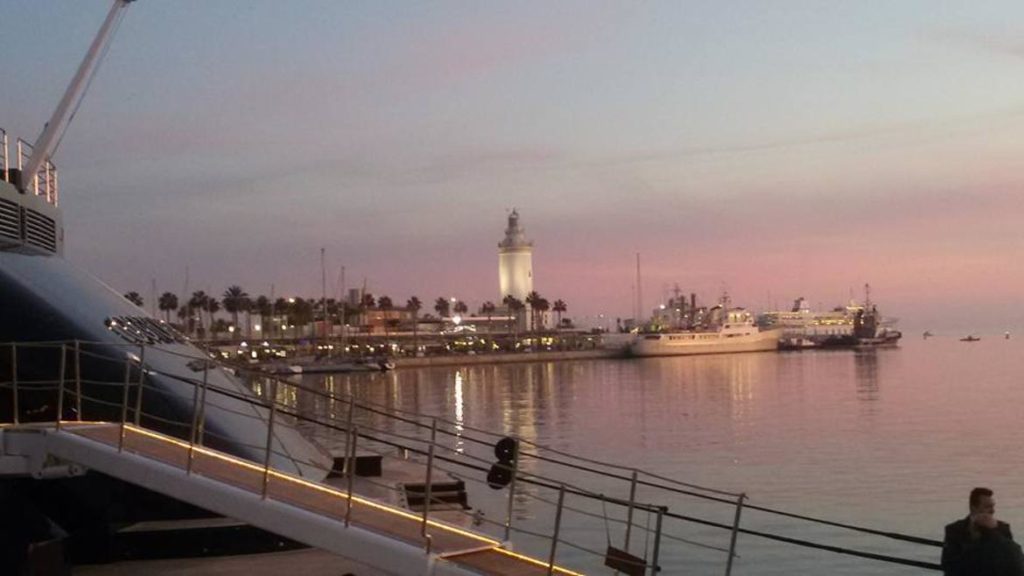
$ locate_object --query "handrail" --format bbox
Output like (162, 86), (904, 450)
(0, 339), (945, 574)
(12, 138), (58, 204)
(1, 128), (8, 183)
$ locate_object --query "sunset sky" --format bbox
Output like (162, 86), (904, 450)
(3, 1), (1024, 332)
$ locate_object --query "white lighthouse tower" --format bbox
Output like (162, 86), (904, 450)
(498, 209), (533, 302)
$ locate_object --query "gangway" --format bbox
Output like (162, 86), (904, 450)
(0, 340), (945, 574)
(0, 339), (592, 576)
(0, 420), (578, 576)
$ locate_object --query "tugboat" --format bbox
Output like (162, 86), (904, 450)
(852, 285), (902, 347)
(960, 335), (981, 342)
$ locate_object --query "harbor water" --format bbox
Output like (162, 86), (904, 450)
(295, 336), (1024, 574)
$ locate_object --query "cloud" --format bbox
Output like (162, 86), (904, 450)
(931, 28), (1024, 60)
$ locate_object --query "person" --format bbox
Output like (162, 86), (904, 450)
(943, 487), (1024, 576)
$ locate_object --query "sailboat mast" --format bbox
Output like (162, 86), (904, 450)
(635, 253), (642, 323)
(321, 247), (328, 358)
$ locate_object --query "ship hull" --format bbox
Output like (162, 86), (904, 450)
(630, 328), (780, 357)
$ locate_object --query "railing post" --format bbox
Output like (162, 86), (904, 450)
(650, 506), (666, 576)
(725, 493), (746, 576)
(504, 445), (520, 542)
(342, 394), (355, 475)
(196, 363), (209, 446)
(187, 365), (206, 476)
(55, 344), (66, 431)
(118, 358), (131, 452)
(421, 418), (437, 553)
(133, 344), (146, 426)
(344, 425), (358, 527)
(547, 485), (566, 575)
(73, 340), (82, 421)
(11, 344), (18, 425)
(261, 379), (278, 500)
(624, 469), (639, 553)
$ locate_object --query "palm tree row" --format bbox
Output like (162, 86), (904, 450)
(127, 287), (568, 337)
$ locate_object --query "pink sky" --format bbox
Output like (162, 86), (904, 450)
(4, 1), (1024, 333)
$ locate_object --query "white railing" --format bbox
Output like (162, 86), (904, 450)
(2, 339), (731, 575)
(15, 139), (59, 206)
(1, 128), (8, 183)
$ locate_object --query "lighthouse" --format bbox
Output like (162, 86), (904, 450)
(498, 209), (533, 302)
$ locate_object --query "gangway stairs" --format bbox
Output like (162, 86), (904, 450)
(0, 421), (580, 576)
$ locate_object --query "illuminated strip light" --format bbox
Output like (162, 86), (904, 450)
(34, 422), (584, 574)
(491, 547), (586, 576)
(120, 425), (500, 546)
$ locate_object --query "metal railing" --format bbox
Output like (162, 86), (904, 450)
(0, 339), (943, 574)
(15, 139), (58, 206)
(1, 128), (8, 183)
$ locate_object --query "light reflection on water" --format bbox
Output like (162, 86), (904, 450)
(283, 338), (1024, 575)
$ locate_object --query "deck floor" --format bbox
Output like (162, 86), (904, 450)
(64, 423), (577, 576)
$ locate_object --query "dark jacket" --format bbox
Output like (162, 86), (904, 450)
(943, 517), (1022, 576)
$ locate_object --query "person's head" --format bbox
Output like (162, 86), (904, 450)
(970, 487), (996, 515)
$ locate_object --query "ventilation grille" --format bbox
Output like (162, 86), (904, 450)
(23, 208), (57, 253)
(0, 197), (18, 241)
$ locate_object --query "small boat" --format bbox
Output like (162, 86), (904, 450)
(923, 331), (933, 340)
(960, 335), (981, 342)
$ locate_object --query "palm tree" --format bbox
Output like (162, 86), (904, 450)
(533, 297), (550, 331)
(361, 293), (376, 310)
(273, 297), (288, 337)
(291, 299), (314, 334)
(481, 301), (496, 333)
(124, 292), (143, 307)
(503, 295), (524, 340)
(254, 295), (271, 336)
(553, 299), (567, 328)
(177, 306), (189, 332)
(188, 291), (209, 337)
(205, 297), (221, 336)
(222, 285), (249, 338)
(378, 296), (394, 336)
(453, 300), (468, 316)
(241, 296), (253, 338)
(525, 291), (542, 331)
(407, 296), (422, 351)
(434, 297), (450, 318)
(158, 292), (178, 323)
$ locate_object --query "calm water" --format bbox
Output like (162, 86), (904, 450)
(296, 337), (1024, 574)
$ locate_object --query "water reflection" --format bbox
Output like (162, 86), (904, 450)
(854, 349), (880, 403)
(454, 370), (464, 454)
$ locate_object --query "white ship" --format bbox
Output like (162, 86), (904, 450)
(760, 286), (901, 349)
(630, 308), (780, 357)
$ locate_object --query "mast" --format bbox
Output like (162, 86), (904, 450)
(339, 266), (347, 357)
(635, 253), (642, 323)
(22, 0), (135, 189)
(321, 247), (328, 358)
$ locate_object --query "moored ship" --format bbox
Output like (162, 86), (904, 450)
(760, 286), (901, 349)
(630, 308), (780, 357)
